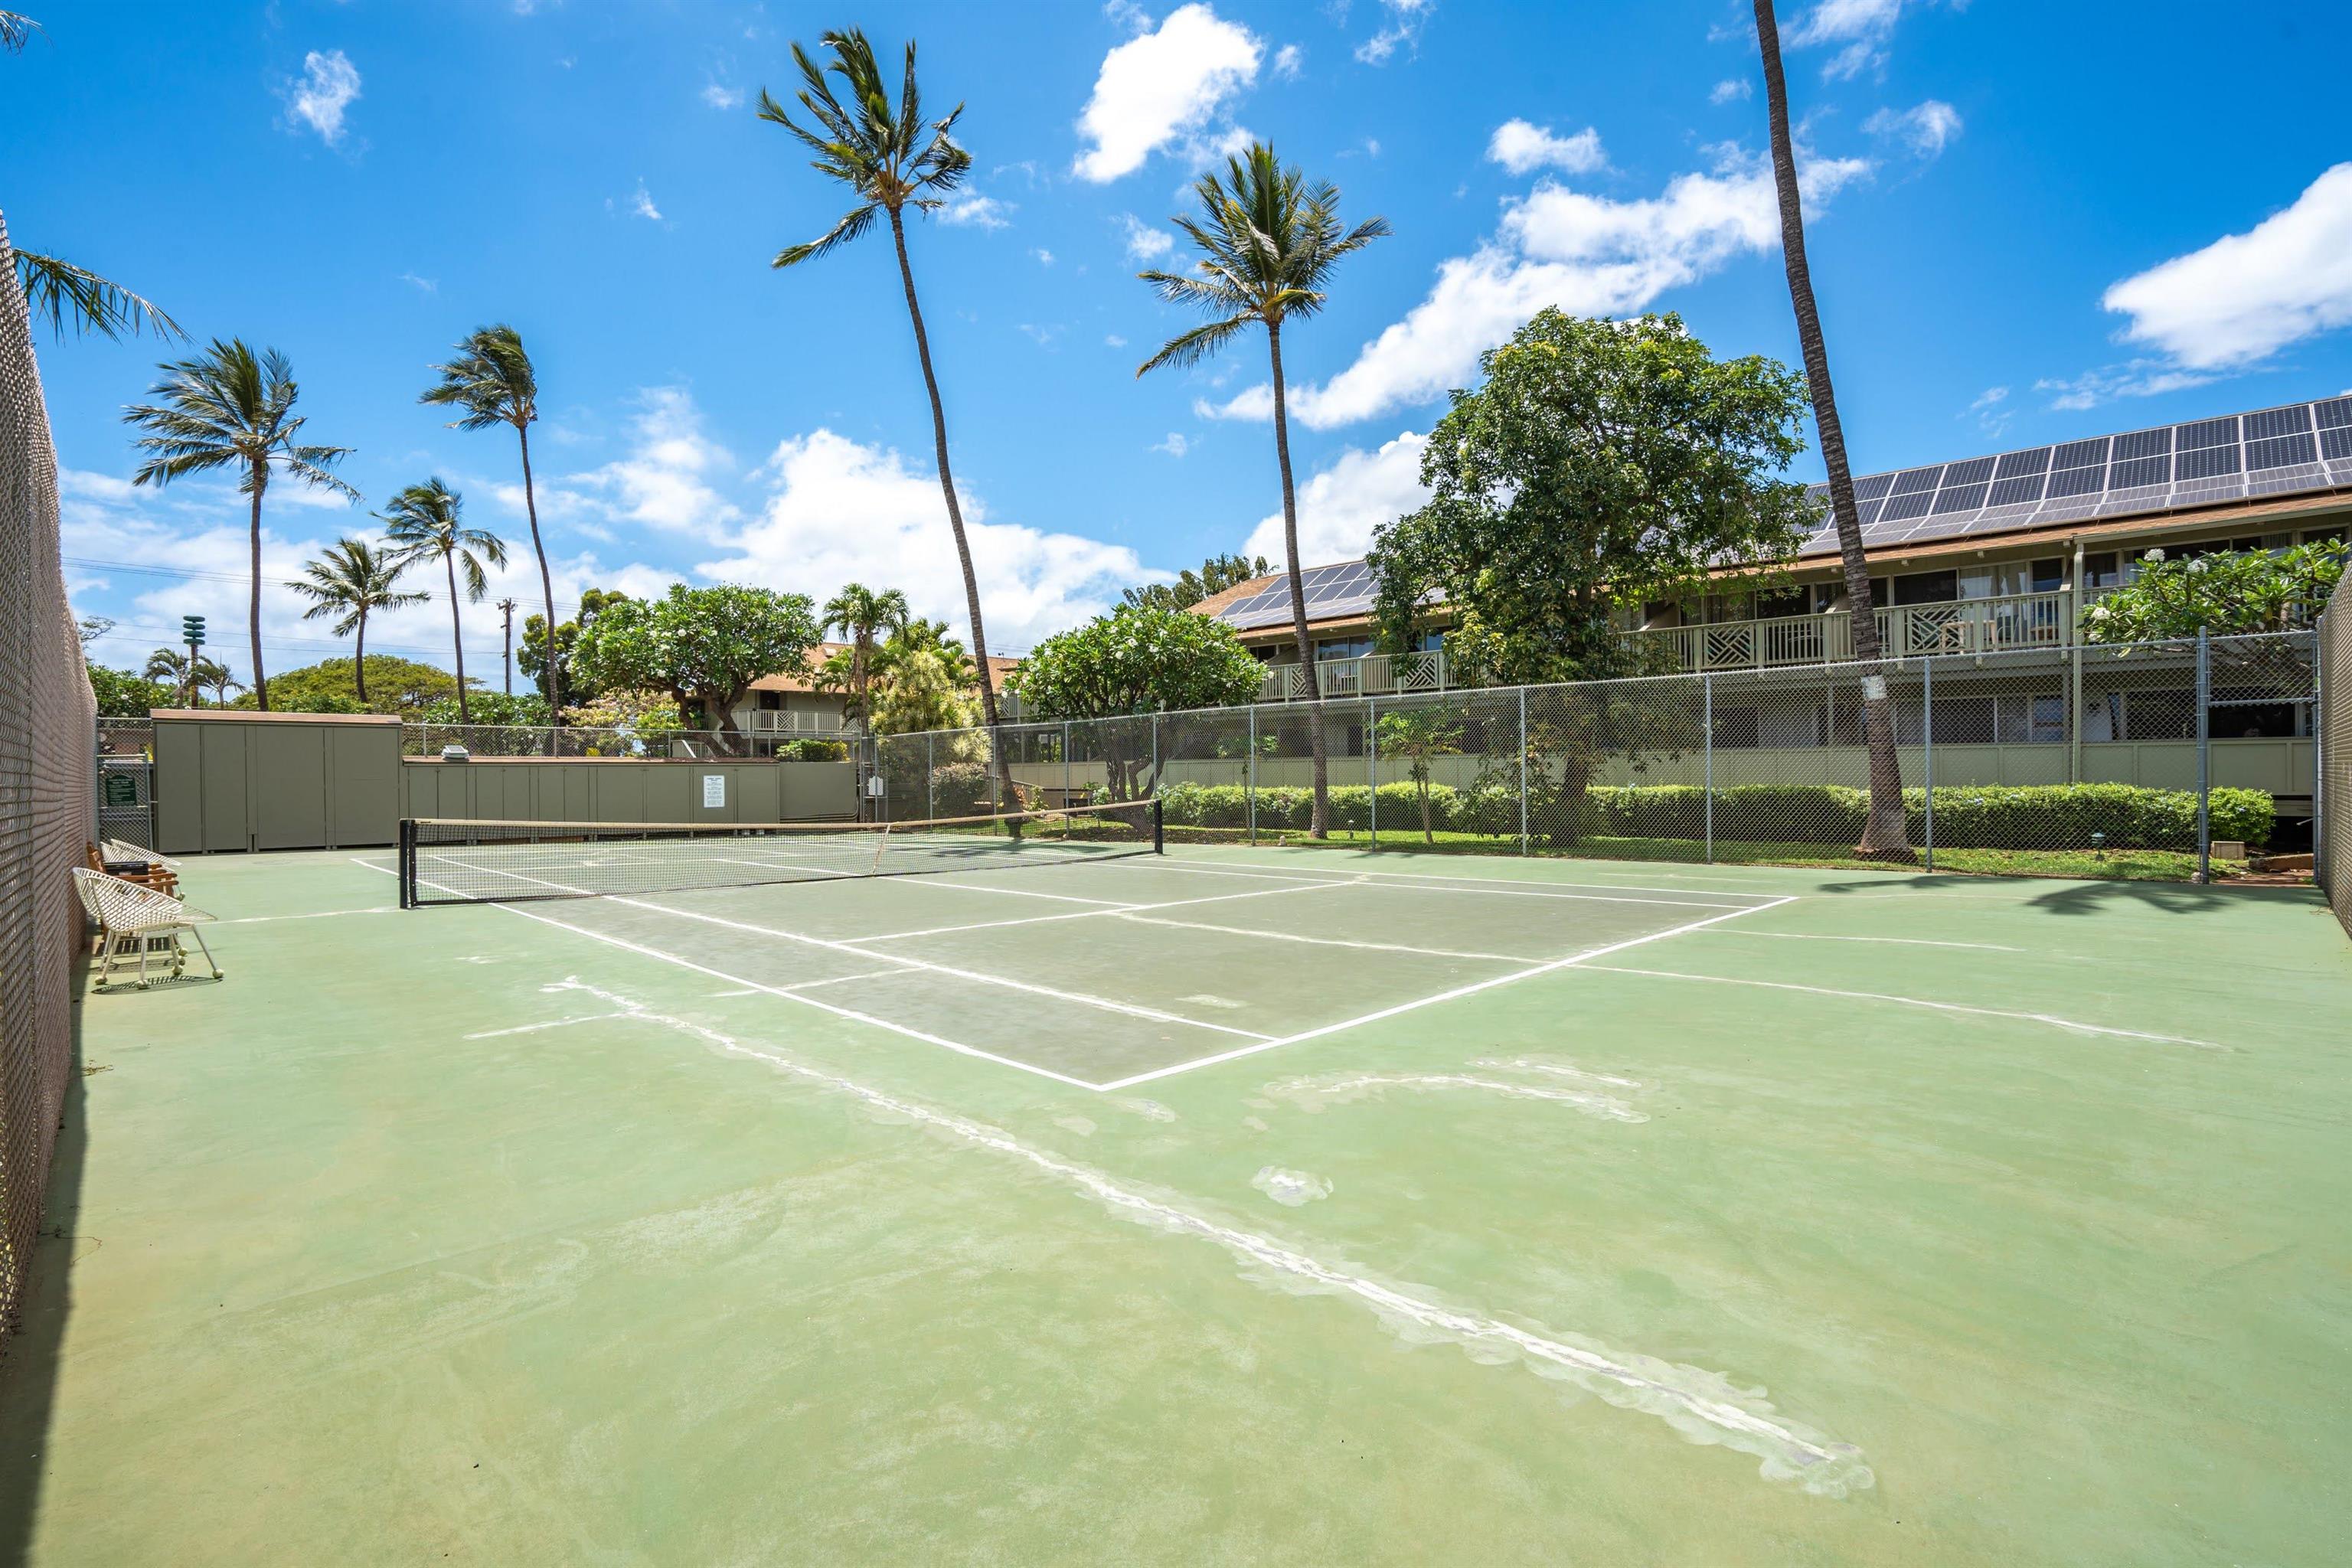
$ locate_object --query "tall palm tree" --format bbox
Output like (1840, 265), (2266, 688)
(143, 648), (237, 708)
(380, 479), (505, 725)
(1138, 143), (1388, 838)
(420, 327), (558, 723)
(123, 339), (356, 710)
(822, 582), (910, 728)
(759, 30), (1018, 806)
(1753, 1), (1911, 860)
(286, 537), (427, 707)
(198, 661), (240, 707)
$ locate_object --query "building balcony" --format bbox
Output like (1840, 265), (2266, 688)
(743, 709), (851, 735)
(1259, 650), (1452, 702)
(1632, 590), (2080, 672)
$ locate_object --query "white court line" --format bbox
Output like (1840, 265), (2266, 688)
(1095, 896), (1801, 1091)
(779, 967), (906, 992)
(466, 1010), (636, 1039)
(1114, 913), (1544, 965)
(220, 906), (398, 924)
(1153, 855), (1786, 904)
(851, 878), (1355, 943)
(1692, 929), (2028, 953)
(1105, 858), (1753, 910)
(1579, 965), (2227, 1050)
(353, 858), (1106, 1090)
(905, 878), (1133, 906)
(614, 898), (1275, 1042)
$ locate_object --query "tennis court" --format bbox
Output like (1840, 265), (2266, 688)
(8, 835), (2350, 1564)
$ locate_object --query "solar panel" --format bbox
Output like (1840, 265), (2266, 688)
(1789, 397), (2350, 561)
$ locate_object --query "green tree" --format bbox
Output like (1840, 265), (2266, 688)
(89, 662), (174, 717)
(228, 655), (461, 720)
(518, 586), (630, 706)
(421, 327), (560, 723)
(1368, 309), (1815, 845)
(1373, 705), (1464, 844)
(1011, 603), (1268, 799)
(2082, 544), (2344, 642)
(571, 583), (822, 755)
(1753, 0), (1909, 860)
(1137, 143), (1389, 838)
(760, 29), (1018, 803)
(869, 648), (978, 737)
(286, 537), (427, 707)
(140, 646), (230, 707)
(380, 479), (506, 726)
(1122, 553), (1272, 612)
(822, 582), (910, 727)
(122, 339), (356, 709)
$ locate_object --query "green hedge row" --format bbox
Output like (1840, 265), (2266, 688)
(1142, 778), (2272, 848)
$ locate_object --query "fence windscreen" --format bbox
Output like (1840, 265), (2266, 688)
(0, 212), (99, 1341)
(2320, 586), (2350, 939)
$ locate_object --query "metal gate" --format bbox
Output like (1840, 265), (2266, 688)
(96, 717), (155, 851)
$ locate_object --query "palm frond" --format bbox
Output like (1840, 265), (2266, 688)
(12, 250), (185, 342)
(773, 202), (878, 269)
(421, 325), (537, 430)
(1, 10), (42, 51)
(1136, 314), (1256, 377)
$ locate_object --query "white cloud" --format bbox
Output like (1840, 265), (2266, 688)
(701, 83), (744, 110)
(1967, 384), (2011, 439)
(1968, 385), (2008, 411)
(1105, 333), (1129, 348)
(1864, 99), (1962, 159)
(627, 181), (662, 222)
(2100, 162), (2352, 370)
(555, 387), (740, 533)
(1242, 431), (1430, 566)
(1785, 0), (1958, 80)
(283, 49), (361, 146)
(939, 192), (1014, 229)
(1272, 43), (1303, 79)
(1031, 247), (1057, 266)
(1486, 119), (1606, 177)
(1355, 0), (1432, 66)
(1154, 433), (1191, 457)
(1204, 144), (1873, 430)
(1710, 77), (1753, 105)
(1119, 212), (1176, 262)
(703, 430), (1147, 648)
(1072, 3), (1262, 183)
(397, 271), (437, 293)
(60, 469), (139, 504)
(2034, 362), (2217, 413)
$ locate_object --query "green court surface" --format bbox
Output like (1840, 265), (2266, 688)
(5, 844), (2349, 1564)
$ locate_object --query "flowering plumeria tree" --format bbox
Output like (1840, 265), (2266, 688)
(2082, 543), (2343, 642)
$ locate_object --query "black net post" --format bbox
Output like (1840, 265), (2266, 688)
(397, 818), (417, 909)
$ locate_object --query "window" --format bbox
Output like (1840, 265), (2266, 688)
(2083, 551), (2123, 590)
(1315, 637), (1373, 662)
(1993, 693), (2064, 743)
(1713, 706), (1759, 748)
(758, 691), (782, 710)
(1754, 587), (1808, 619)
(2211, 690), (2301, 739)
(1930, 696), (1994, 744)
(1757, 703), (1822, 748)
(1893, 570), (1958, 606)
(1409, 629), (1445, 653)
(2123, 689), (2196, 740)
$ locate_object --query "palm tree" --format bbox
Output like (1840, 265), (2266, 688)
(1138, 143), (1388, 838)
(420, 327), (558, 724)
(198, 660), (240, 707)
(123, 340), (356, 710)
(759, 30), (1018, 807)
(1753, 2), (1911, 861)
(380, 479), (505, 725)
(144, 648), (237, 708)
(287, 537), (427, 707)
(822, 582), (910, 728)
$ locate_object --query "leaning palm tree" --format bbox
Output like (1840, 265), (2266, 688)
(142, 647), (198, 707)
(1753, 1), (1911, 861)
(822, 582), (910, 727)
(420, 326), (558, 724)
(1137, 143), (1388, 838)
(286, 537), (427, 707)
(759, 30), (1018, 807)
(123, 339), (356, 710)
(380, 480), (505, 725)
(197, 659), (240, 707)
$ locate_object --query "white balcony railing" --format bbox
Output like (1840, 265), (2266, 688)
(1631, 590), (2079, 672)
(743, 709), (851, 735)
(1259, 651), (1452, 703)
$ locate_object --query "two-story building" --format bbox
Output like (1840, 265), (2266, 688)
(1189, 395), (2347, 822)
(730, 643), (1023, 750)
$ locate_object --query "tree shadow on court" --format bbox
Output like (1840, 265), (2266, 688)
(0, 986), (91, 1566)
(1804, 871), (2324, 920)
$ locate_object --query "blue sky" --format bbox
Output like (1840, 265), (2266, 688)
(14, 0), (2352, 684)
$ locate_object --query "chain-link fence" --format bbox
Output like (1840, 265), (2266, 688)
(96, 717), (155, 851)
(868, 630), (2318, 881)
(400, 723), (853, 761)
(2319, 586), (2350, 940)
(0, 211), (99, 1343)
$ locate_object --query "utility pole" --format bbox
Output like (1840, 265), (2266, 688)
(495, 598), (518, 696)
(181, 615), (206, 709)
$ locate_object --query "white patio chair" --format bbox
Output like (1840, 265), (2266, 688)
(73, 868), (224, 991)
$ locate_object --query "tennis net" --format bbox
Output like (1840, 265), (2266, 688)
(399, 798), (1163, 906)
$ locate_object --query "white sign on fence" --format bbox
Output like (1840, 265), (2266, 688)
(701, 773), (725, 808)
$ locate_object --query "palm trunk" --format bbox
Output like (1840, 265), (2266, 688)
(354, 608), (369, 706)
(1755, 0), (1912, 861)
(247, 483), (270, 710)
(1266, 320), (1330, 838)
(518, 424), (559, 750)
(444, 550), (470, 726)
(887, 207), (1018, 814)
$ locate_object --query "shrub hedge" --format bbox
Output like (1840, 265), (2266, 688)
(1147, 778), (2272, 848)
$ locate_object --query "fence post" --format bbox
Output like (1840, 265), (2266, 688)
(1247, 705), (1258, 847)
(1062, 720), (1072, 807)
(1150, 711), (1160, 797)
(2196, 628), (2211, 884)
(1702, 672), (1713, 864)
(1367, 695), (1378, 848)
(926, 732), (935, 822)
(2315, 612), (2328, 899)
(1517, 686), (1530, 856)
(1922, 655), (1935, 874)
